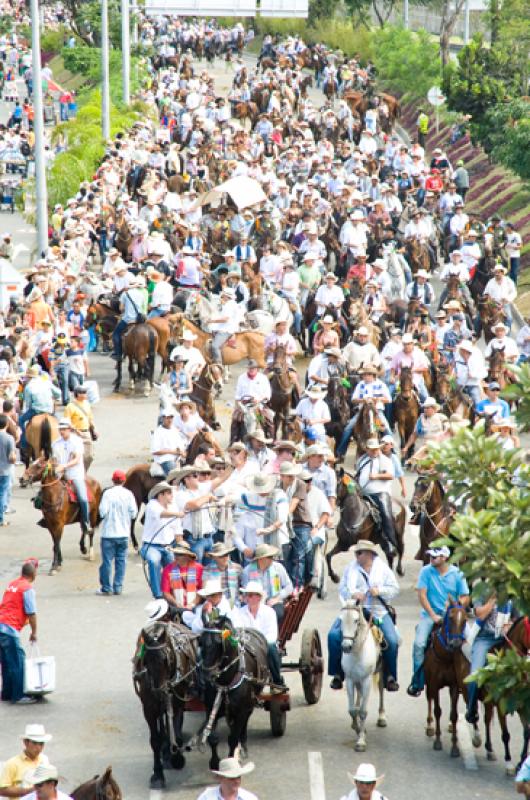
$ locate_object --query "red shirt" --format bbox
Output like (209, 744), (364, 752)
(0, 577), (33, 632)
(161, 562), (203, 608)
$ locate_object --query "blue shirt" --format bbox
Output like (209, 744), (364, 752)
(416, 564), (469, 617)
(517, 756), (530, 783)
(475, 397), (510, 418)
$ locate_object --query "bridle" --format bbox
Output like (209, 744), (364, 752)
(411, 479), (449, 537)
(436, 603), (466, 650)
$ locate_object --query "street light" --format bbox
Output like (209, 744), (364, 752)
(121, 0), (130, 105)
(30, 0), (48, 256)
(101, 0), (111, 139)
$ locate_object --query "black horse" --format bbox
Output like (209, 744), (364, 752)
(133, 621), (198, 789)
(325, 373), (350, 450)
(199, 615), (269, 770)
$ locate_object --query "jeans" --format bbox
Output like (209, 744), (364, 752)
(366, 492), (397, 553)
(112, 319), (128, 358)
(463, 385), (482, 408)
(0, 631), (25, 702)
(267, 643), (283, 684)
(19, 408), (41, 450)
(160, 460), (177, 476)
(337, 409), (391, 456)
(99, 537), (129, 594)
(148, 307), (170, 318)
(69, 371), (84, 392)
(328, 612), (399, 682)
(140, 542), (174, 598)
(287, 525), (313, 588)
(70, 477), (90, 529)
(183, 533), (214, 564)
(59, 102), (69, 121)
(466, 633), (503, 713)
(510, 257), (520, 285)
(211, 331), (231, 364)
(411, 615), (435, 689)
(0, 474), (10, 524)
(55, 363), (70, 405)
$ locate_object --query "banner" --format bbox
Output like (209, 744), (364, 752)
(144, 0), (256, 15)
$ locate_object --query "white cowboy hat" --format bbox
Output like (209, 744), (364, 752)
(365, 438), (381, 450)
(493, 322), (508, 332)
(302, 444), (328, 459)
(325, 272), (338, 282)
(351, 210), (365, 221)
(254, 543), (279, 559)
(182, 329), (197, 341)
(148, 481), (173, 501)
(401, 333), (415, 344)
(324, 347), (342, 358)
(321, 315), (334, 324)
(245, 472), (277, 494)
(348, 763), (384, 785)
(21, 724), (52, 743)
(371, 259), (387, 271)
(31, 765), (59, 785)
(426, 546), (450, 558)
(212, 757), (255, 779)
(58, 418), (72, 429)
(145, 598), (169, 622)
(353, 540), (379, 555)
(279, 461), (302, 477)
(423, 397), (440, 409)
(197, 580), (224, 597)
(240, 581), (266, 597)
(416, 269), (429, 279)
(458, 340), (473, 353)
(305, 386), (326, 399)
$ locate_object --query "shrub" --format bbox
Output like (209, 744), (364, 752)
(371, 26), (441, 101)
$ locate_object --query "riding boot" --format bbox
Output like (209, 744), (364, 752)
(79, 499), (91, 532)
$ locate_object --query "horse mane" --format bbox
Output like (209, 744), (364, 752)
(40, 417), (52, 459)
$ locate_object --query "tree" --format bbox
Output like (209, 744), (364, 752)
(486, 0), (530, 91)
(60, 0), (122, 47)
(480, 99), (530, 180)
(371, 26), (441, 99)
(438, 0), (467, 68)
(418, 364), (530, 721)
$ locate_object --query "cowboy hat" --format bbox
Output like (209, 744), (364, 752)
(31, 765), (59, 785)
(58, 418), (72, 429)
(360, 364), (377, 375)
(227, 441), (246, 453)
(353, 540), (379, 555)
(493, 263), (506, 273)
(348, 763), (384, 785)
(26, 365), (41, 378)
(182, 329), (197, 342)
(148, 481), (173, 501)
(325, 272), (338, 282)
(279, 461), (302, 477)
(458, 340), (473, 353)
(206, 542), (235, 558)
(254, 543), (279, 559)
(145, 598), (169, 622)
(422, 397), (440, 409)
(401, 333), (415, 344)
(493, 322), (508, 332)
(167, 465), (199, 484)
(357, 326), (369, 336)
(365, 438), (380, 450)
(416, 269), (429, 279)
(212, 758), (255, 779)
(302, 444), (328, 459)
(324, 347), (342, 358)
(169, 541), (197, 558)
(21, 724), (52, 743)
(176, 398), (196, 411)
(245, 472), (277, 494)
(197, 579), (223, 597)
(246, 429), (271, 445)
(321, 315), (334, 325)
(426, 546), (450, 558)
(240, 581), (266, 597)
(305, 386), (326, 399)
(273, 440), (298, 452)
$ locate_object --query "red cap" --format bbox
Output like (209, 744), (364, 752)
(112, 470), (127, 482)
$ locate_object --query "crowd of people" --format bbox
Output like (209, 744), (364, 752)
(0, 12), (528, 800)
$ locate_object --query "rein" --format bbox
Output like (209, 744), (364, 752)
(503, 617), (530, 657)
(436, 603), (466, 651)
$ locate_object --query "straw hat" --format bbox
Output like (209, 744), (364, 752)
(245, 472), (277, 494)
(246, 429), (272, 445)
(273, 440), (297, 452)
(353, 540), (379, 555)
(167, 465), (199, 484)
(212, 758), (255, 779)
(254, 543), (279, 559)
(365, 438), (380, 450)
(279, 462), (302, 477)
(31, 766), (59, 785)
(169, 541), (197, 558)
(148, 481), (173, 501)
(206, 542), (235, 558)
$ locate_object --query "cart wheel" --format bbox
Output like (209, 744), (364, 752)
(301, 628), (323, 705)
(269, 701), (287, 737)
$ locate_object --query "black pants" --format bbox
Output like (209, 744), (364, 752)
(367, 492), (397, 552)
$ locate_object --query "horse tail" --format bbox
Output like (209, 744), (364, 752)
(146, 326), (157, 383)
(41, 416), (52, 459)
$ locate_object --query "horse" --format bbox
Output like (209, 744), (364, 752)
(325, 374), (350, 451)
(393, 367), (420, 463)
(340, 599), (385, 752)
(350, 401), (385, 457)
(326, 471), (405, 581)
(268, 345), (296, 439)
(433, 364), (472, 420)
(172, 314), (266, 368)
(115, 323), (158, 396)
(71, 767), (122, 800)
(133, 621), (199, 788)
(405, 238), (431, 275)
(124, 463), (163, 551)
(229, 399), (271, 445)
(423, 601), (469, 757)
(409, 476), (453, 563)
(185, 429), (222, 464)
(22, 413), (58, 467)
(477, 297), (506, 343)
(190, 363), (223, 429)
(487, 346), (514, 389)
(36, 459), (102, 574)
(199, 615), (270, 770)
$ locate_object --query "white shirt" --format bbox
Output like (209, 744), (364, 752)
(342, 341), (381, 371)
(196, 787), (258, 800)
(99, 484), (137, 538)
(484, 276), (517, 305)
(455, 351), (486, 387)
(151, 280), (173, 309)
(506, 231), (522, 258)
(484, 336), (519, 360)
(314, 284), (344, 314)
(21, 792), (73, 800)
(142, 499), (180, 546)
(307, 484), (332, 528)
(151, 425), (186, 464)
(357, 452), (393, 495)
(339, 555), (399, 617)
(439, 261), (469, 282)
(182, 595), (232, 633)
(295, 397), (330, 436)
(210, 300), (239, 334)
(235, 372), (271, 404)
(52, 434), (85, 480)
(229, 601), (278, 644)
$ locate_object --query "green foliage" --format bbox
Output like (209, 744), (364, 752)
(371, 26), (441, 100)
(61, 46), (146, 107)
(0, 15), (13, 35)
(41, 27), (71, 54)
(474, 648), (530, 716)
(479, 99), (530, 181)
(251, 17), (373, 59)
(66, 0), (122, 48)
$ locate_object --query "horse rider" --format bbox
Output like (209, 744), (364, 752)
(151, 408), (187, 476)
(140, 481), (185, 599)
(51, 418), (92, 535)
(407, 545), (469, 697)
(337, 366), (392, 460)
(229, 581), (285, 691)
(202, 542), (242, 606)
(111, 276), (148, 361)
(342, 327), (382, 375)
(294, 385), (331, 444)
(355, 438), (398, 559)
(241, 543), (293, 623)
(170, 328), (206, 380)
(181, 579), (230, 633)
(235, 359), (272, 407)
(454, 340), (486, 408)
(301, 443), (337, 513)
(389, 332), (430, 402)
(402, 397), (448, 459)
(327, 540), (400, 692)
(483, 263), (517, 331)
(148, 272), (173, 318)
(264, 318), (301, 395)
(312, 272), (348, 343)
(208, 287), (239, 365)
(19, 365), (60, 451)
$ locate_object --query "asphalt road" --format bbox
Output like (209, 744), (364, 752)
(0, 57), (523, 800)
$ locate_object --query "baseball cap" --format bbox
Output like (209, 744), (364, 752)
(426, 546), (450, 558)
(112, 470), (127, 482)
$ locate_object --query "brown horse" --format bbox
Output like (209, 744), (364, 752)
(22, 413), (58, 467)
(233, 101), (259, 129)
(190, 363), (223, 429)
(433, 364), (472, 419)
(124, 463), (161, 551)
(423, 601), (469, 757)
(268, 345), (296, 439)
(172, 315), (266, 368)
(185, 429), (222, 464)
(325, 374), (351, 452)
(115, 323), (158, 395)
(326, 471), (405, 580)
(486, 346), (515, 389)
(406, 239), (431, 275)
(36, 459), (102, 574)
(351, 401), (385, 457)
(393, 367), (420, 463)
(477, 297), (506, 343)
(71, 767), (122, 800)
(409, 476), (453, 562)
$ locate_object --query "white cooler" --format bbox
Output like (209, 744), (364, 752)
(24, 645), (56, 696)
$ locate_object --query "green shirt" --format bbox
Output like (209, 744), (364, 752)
(298, 264), (321, 290)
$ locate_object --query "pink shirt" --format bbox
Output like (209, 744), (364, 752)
(390, 347), (429, 386)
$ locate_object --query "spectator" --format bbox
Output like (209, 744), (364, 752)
(0, 560), (39, 705)
(20, 765), (72, 800)
(97, 470), (137, 596)
(0, 725), (52, 798)
(0, 413), (15, 525)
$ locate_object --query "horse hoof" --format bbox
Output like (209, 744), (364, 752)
(330, 573), (339, 584)
(450, 747), (460, 758)
(506, 765), (516, 777)
(397, 566), (405, 577)
(354, 741), (366, 752)
(487, 752), (497, 762)
(80, 545), (87, 556)
(433, 740), (442, 751)
(472, 734), (482, 748)
(149, 775), (165, 789)
(377, 717), (387, 728)
(426, 727), (435, 737)
(48, 568), (56, 576)
(170, 752), (185, 770)
(88, 548), (94, 562)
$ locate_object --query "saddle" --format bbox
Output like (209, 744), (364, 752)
(65, 480), (93, 504)
(361, 492), (381, 527)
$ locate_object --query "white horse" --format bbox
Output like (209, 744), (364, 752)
(382, 243), (406, 300)
(187, 292), (280, 335)
(340, 599), (386, 751)
(263, 289), (293, 328)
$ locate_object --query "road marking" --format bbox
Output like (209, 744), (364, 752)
(149, 790), (162, 800)
(308, 751), (326, 800)
(458, 712), (479, 770)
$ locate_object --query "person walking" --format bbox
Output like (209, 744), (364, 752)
(416, 109), (429, 148)
(0, 560), (39, 705)
(196, 758), (257, 800)
(0, 724), (52, 798)
(97, 470), (137, 596)
(453, 159), (469, 201)
(0, 414), (16, 527)
(339, 763), (387, 800)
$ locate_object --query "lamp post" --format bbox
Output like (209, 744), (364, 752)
(30, 0), (48, 256)
(404, 0), (409, 28)
(101, 0), (111, 139)
(121, 0), (130, 105)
